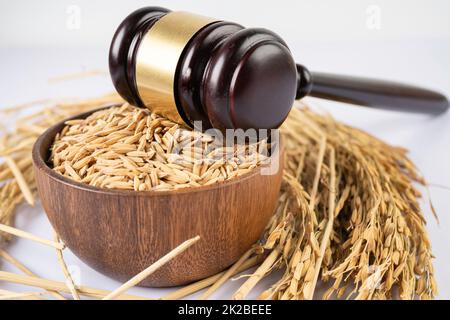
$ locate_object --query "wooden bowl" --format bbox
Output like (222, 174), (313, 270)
(32, 106), (284, 287)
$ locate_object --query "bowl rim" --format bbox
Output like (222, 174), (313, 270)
(32, 104), (283, 197)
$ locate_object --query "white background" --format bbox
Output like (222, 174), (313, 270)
(0, 0), (449, 299)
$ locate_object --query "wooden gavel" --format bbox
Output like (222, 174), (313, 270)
(109, 6), (449, 131)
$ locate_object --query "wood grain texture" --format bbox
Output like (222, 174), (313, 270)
(32, 107), (283, 287)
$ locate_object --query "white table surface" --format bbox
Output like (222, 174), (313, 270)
(0, 39), (449, 299)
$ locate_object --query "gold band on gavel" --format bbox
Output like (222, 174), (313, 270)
(135, 11), (219, 124)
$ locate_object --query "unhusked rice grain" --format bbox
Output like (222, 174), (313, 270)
(50, 104), (271, 191)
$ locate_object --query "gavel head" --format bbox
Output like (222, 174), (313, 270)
(109, 7), (298, 132)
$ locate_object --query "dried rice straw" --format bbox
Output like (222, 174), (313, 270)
(53, 232), (80, 300)
(103, 235), (200, 300)
(0, 92), (437, 300)
(0, 291), (47, 300)
(199, 247), (254, 300)
(162, 255), (262, 300)
(4, 157), (34, 206)
(0, 249), (65, 300)
(0, 271), (147, 300)
(48, 69), (107, 83)
(0, 223), (64, 250)
(0, 289), (43, 300)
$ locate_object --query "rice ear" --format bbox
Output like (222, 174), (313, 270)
(0, 96), (436, 300)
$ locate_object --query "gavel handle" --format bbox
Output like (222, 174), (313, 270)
(296, 64), (449, 114)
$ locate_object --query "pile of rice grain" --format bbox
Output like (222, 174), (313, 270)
(50, 103), (269, 191)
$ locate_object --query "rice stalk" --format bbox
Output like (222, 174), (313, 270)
(0, 94), (437, 300)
